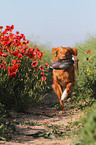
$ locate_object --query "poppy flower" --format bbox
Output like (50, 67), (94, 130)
(11, 50), (19, 57)
(8, 64), (18, 77)
(12, 64), (18, 72)
(0, 61), (6, 69)
(9, 72), (17, 77)
(16, 31), (19, 35)
(40, 72), (44, 76)
(18, 53), (22, 59)
(18, 63), (21, 67)
(11, 25), (14, 30)
(9, 33), (14, 39)
(39, 65), (44, 71)
(87, 50), (91, 54)
(45, 62), (49, 67)
(41, 76), (46, 81)
(0, 26), (3, 29)
(31, 61), (38, 67)
(20, 33), (25, 39)
(38, 52), (43, 60)
(2, 30), (7, 35)
(2, 53), (8, 58)
(23, 40), (29, 44)
(11, 59), (16, 65)
(6, 25), (11, 31)
(16, 59), (20, 63)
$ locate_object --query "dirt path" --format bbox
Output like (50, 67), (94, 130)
(1, 92), (82, 145)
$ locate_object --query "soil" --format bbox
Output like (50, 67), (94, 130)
(1, 91), (82, 145)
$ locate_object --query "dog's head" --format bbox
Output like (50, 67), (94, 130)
(52, 47), (77, 60)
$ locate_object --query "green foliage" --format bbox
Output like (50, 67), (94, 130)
(0, 44), (52, 112)
(73, 35), (96, 104)
(71, 35), (96, 144)
(72, 104), (96, 145)
(0, 103), (16, 141)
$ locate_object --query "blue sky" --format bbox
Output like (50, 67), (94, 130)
(1, 0), (96, 48)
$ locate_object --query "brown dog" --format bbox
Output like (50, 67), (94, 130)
(52, 46), (78, 111)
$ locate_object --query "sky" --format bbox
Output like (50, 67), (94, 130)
(1, 0), (96, 49)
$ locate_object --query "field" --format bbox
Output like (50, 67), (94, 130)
(0, 26), (96, 145)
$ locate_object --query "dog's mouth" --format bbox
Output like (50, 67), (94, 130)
(60, 54), (70, 59)
(61, 57), (66, 59)
(61, 56), (69, 59)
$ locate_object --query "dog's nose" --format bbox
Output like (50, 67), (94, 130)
(62, 55), (66, 57)
(62, 55), (66, 58)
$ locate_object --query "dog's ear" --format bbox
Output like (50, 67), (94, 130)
(52, 47), (58, 56)
(70, 48), (77, 56)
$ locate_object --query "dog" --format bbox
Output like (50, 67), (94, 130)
(52, 46), (78, 111)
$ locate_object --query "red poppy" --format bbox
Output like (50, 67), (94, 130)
(16, 59), (20, 63)
(9, 72), (17, 77)
(11, 59), (16, 65)
(6, 25), (11, 31)
(26, 48), (36, 58)
(45, 62), (49, 67)
(21, 49), (25, 55)
(0, 52), (2, 56)
(31, 61), (38, 67)
(11, 50), (19, 57)
(38, 52), (43, 60)
(8, 66), (13, 74)
(11, 25), (14, 30)
(18, 53), (22, 59)
(40, 72), (44, 76)
(2, 30), (7, 35)
(0, 26), (3, 29)
(8, 64), (18, 77)
(18, 63), (21, 67)
(39, 65), (44, 71)
(16, 31), (19, 35)
(2, 53), (8, 58)
(87, 50), (91, 54)
(12, 64), (18, 72)
(23, 40), (29, 44)
(20, 33), (25, 39)
(0, 61), (6, 69)
(41, 76), (46, 81)
(9, 33), (14, 39)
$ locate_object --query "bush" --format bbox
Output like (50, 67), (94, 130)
(72, 35), (96, 145)
(73, 36), (96, 104)
(0, 25), (52, 112)
(73, 104), (96, 145)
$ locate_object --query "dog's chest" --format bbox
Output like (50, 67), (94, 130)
(53, 67), (74, 84)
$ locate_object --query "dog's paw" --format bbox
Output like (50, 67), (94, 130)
(61, 89), (68, 101)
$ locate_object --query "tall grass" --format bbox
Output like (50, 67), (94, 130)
(73, 35), (96, 104)
(72, 35), (96, 144)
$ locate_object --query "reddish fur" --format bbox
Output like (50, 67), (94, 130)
(52, 46), (78, 111)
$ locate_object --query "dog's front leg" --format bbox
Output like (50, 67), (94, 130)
(61, 83), (74, 101)
(52, 83), (64, 110)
